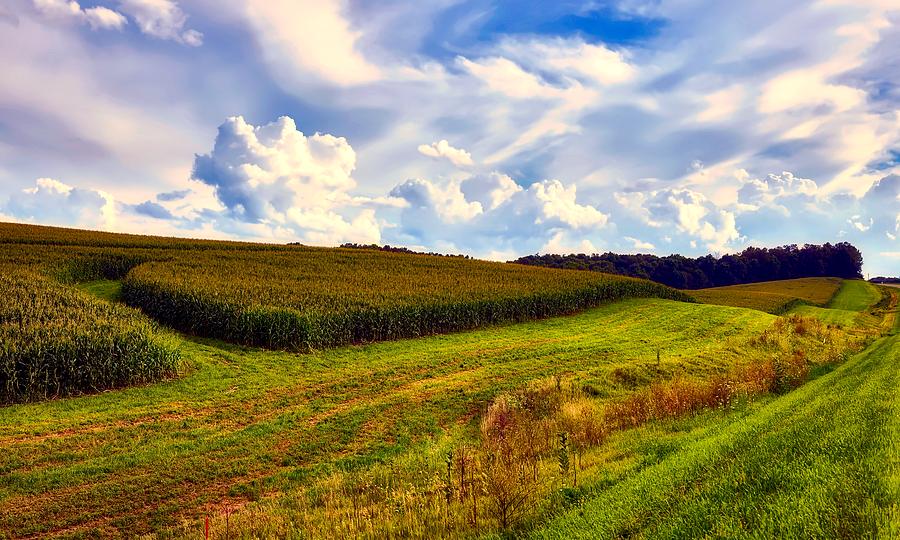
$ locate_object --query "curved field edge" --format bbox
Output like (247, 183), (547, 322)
(0, 299), (784, 538)
(786, 280), (892, 331)
(0, 235), (686, 403)
(532, 313), (899, 539)
(690, 277), (843, 314)
(0, 266), (179, 404)
(121, 256), (691, 350)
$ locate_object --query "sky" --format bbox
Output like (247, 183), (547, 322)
(0, 0), (898, 276)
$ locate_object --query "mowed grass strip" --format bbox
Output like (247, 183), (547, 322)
(533, 318), (899, 539)
(0, 299), (773, 538)
(786, 280), (888, 329)
(691, 277), (843, 314)
(828, 279), (882, 312)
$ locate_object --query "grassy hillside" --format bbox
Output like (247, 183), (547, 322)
(534, 302), (898, 539)
(828, 279), (883, 311)
(691, 277), (843, 314)
(0, 222), (892, 538)
(156, 284), (888, 539)
(0, 298), (812, 538)
(786, 280), (886, 329)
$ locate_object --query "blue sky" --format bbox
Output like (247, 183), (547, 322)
(1, 0), (898, 275)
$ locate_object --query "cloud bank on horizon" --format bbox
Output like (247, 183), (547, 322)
(0, 0), (898, 275)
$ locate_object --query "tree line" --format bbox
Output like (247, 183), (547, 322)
(511, 243), (863, 290)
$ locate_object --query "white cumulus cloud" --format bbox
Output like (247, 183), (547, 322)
(848, 215), (873, 232)
(191, 115), (384, 244)
(737, 171), (819, 213)
(417, 140), (474, 167)
(3, 177), (116, 229)
(33, 0), (127, 30)
(625, 236), (655, 251)
(617, 188), (740, 252)
(388, 173), (607, 255)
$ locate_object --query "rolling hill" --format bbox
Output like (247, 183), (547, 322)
(0, 222), (895, 539)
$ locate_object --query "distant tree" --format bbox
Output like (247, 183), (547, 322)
(510, 242), (863, 289)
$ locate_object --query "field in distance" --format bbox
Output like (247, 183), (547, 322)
(122, 247), (688, 350)
(690, 277), (843, 314)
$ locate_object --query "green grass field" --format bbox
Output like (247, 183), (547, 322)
(0, 298), (783, 537)
(786, 280), (887, 330)
(534, 299), (898, 539)
(153, 282), (890, 540)
(828, 279), (883, 311)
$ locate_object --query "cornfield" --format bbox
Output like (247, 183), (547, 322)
(0, 222), (692, 402)
(0, 265), (178, 403)
(122, 249), (692, 350)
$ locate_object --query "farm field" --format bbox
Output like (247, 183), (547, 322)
(1, 224), (688, 354)
(0, 265), (179, 403)
(0, 223), (896, 539)
(535, 300), (899, 539)
(691, 277), (844, 313)
(786, 279), (886, 330)
(7, 6), (899, 539)
(122, 248), (686, 349)
(1, 297), (785, 538)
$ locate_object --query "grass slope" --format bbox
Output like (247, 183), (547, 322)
(828, 279), (882, 311)
(691, 277), (842, 314)
(787, 305), (862, 326)
(0, 299), (774, 538)
(535, 290), (898, 539)
(787, 280), (886, 329)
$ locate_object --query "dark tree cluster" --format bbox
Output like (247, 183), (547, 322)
(512, 243), (863, 290)
(870, 276), (900, 284)
(337, 243), (471, 259)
